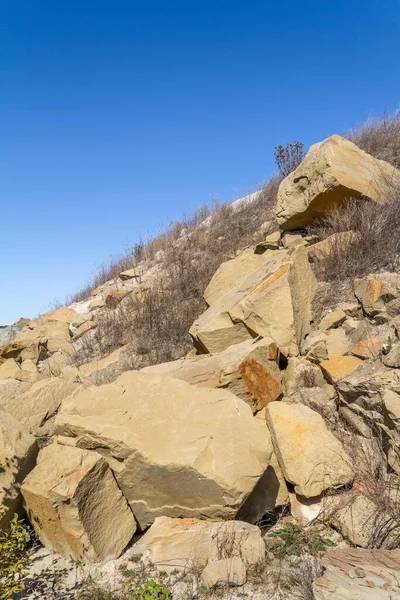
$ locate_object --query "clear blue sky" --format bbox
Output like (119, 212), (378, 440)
(1, 0), (400, 323)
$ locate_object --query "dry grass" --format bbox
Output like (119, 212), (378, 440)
(73, 177), (279, 366)
(349, 110), (400, 169)
(308, 193), (400, 309)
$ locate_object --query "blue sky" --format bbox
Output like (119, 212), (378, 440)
(1, 0), (400, 323)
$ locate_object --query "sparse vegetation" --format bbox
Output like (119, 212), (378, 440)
(267, 523), (336, 559)
(72, 177), (279, 366)
(128, 580), (171, 600)
(274, 141), (305, 178)
(349, 110), (400, 169)
(0, 508), (32, 600)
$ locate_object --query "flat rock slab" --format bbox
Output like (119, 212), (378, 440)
(55, 371), (272, 529)
(313, 548), (400, 599)
(142, 338), (282, 413)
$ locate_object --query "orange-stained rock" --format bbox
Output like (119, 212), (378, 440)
(320, 355), (363, 384)
(351, 338), (384, 360)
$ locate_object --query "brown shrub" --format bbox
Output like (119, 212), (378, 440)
(308, 193), (400, 309)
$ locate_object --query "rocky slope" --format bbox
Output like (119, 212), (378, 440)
(2, 133), (400, 599)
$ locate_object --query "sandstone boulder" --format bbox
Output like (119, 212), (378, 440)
(190, 246), (316, 356)
(55, 371), (272, 529)
(5, 378), (78, 434)
(0, 379), (31, 411)
(119, 267), (141, 280)
(201, 557), (246, 588)
(0, 412), (38, 529)
(21, 444), (136, 563)
(134, 516), (264, 572)
(354, 274), (400, 321)
(0, 320), (71, 362)
(142, 338), (282, 413)
(255, 230), (281, 252)
(319, 309), (346, 331)
(266, 402), (354, 497)
(204, 247), (274, 306)
(275, 134), (400, 230)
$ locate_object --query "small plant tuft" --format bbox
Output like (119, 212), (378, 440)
(267, 523), (336, 558)
(128, 579), (171, 600)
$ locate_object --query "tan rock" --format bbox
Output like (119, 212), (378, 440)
(351, 337), (384, 360)
(313, 547), (400, 600)
(1, 320), (71, 362)
(7, 378), (78, 434)
(55, 371), (272, 528)
(134, 517), (264, 572)
(320, 355), (363, 384)
(255, 230), (281, 252)
(282, 357), (327, 395)
(142, 338), (282, 413)
(40, 307), (79, 324)
(326, 327), (352, 358)
(42, 351), (79, 380)
(328, 492), (377, 547)
(72, 320), (97, 340)
(266, 401), (354, 497)
(119, 267), (141, 280)
(191, 247), (316, 356)
(201, 557), (246, 588)
(276, 134), (400, 230)
(303, 331), (328, 364)
(88, 297), (105, 310)
(354, 274), (400, 320)
(78, 345), (127, 379)
(22, 444), (136, 563)
(204, 247), (275, 306)
(0, 379), (31, 412)
(14, 317), (30, 327)
(0, 359), (41, 384)
(0, 358), (22, 379)
(319, 309), (346, 331)
(0, 412), (38, 529)
(281, 232), (307, 249)
(104, 288), (129, 308)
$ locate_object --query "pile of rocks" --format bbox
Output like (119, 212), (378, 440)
(2, 134), (400, 597)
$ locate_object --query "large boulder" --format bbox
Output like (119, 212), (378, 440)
(0, 379), (31, 411)
(55, 371), (272, 529)
(21, 443), (136, 563)
(0, 320), (71, 362)
(275, 134), (400, 230)
(142, 338), (282, 413)
(203, 247), (275, 306)
(190, 246), (316, 357)
(4, 378), (78, 434)
(134, 516), (265, 572)
(0, 412), (38, 529)
(266, 401), (354, 497)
